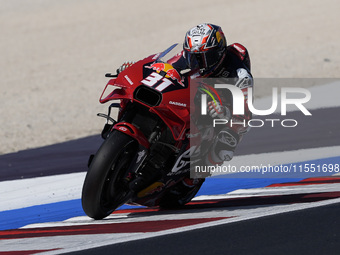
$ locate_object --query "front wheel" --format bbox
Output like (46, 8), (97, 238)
(81, 131), (137, 219)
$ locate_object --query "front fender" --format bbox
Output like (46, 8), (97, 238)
(112, 122), (150, 149)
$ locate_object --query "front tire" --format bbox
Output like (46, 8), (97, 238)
(81, 131), (137, 219)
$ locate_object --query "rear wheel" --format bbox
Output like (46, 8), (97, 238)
(81, 131), (137, 219)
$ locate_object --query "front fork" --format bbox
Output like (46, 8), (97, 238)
(97, 102), (119, 139)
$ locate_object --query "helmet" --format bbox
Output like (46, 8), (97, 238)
(183, 23), (227, 74)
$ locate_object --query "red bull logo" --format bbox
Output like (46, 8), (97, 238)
(146, 63), (184, 87)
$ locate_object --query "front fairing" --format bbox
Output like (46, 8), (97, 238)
(100, 44), (196, 140)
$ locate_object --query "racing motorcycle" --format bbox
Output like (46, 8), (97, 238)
(81, 44), (216, 220)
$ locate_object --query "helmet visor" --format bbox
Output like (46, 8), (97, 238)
(185, 50), (220, 71)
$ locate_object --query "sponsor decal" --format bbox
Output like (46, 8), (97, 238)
(233, 44), (246, 54)
(136, 150), (146, 164)
(145, 63), (184, 87)
(169, 101), (187, 107)
(118, 126), (128, 132)
(124, 75), (134, 85)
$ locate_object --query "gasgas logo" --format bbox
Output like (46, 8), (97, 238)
(169, 101), (187, 107)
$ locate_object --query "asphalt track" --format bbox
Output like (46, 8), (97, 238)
(69, 202), (340, 255)
(1, 107), (340, 181)
(1, 107), (340, 254)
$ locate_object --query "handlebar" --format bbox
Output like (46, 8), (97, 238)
(105, 73), (118, 78)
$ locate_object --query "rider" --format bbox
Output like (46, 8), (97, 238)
(118, 23), (253, 168)
(175, 23), (253, 167)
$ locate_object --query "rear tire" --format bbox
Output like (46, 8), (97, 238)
(81, 131), (137, 219)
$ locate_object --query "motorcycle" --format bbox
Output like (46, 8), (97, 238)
(81, 44), (216, 220)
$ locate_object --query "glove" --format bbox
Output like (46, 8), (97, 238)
(208, 101), (231, 120)
(117, 61), (135, 74)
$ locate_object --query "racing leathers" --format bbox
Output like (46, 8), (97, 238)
(172, 43), (253, 166)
